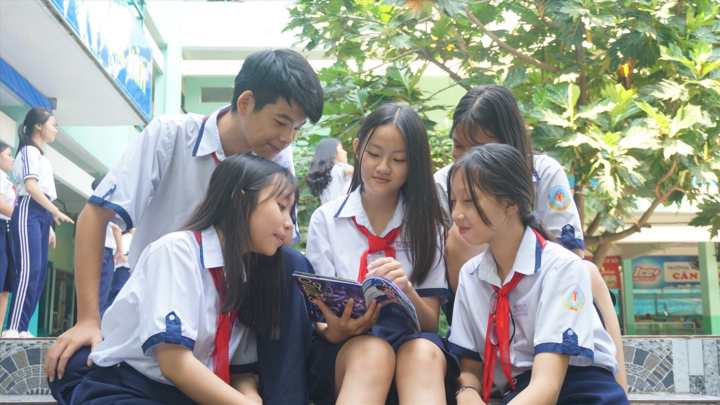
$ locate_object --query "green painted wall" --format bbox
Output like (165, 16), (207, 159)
(60, 126), (139, 170)
(183, 76), (234, 115)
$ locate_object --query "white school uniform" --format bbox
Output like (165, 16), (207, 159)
(306, 188), (450, 298)
(104, 225), (117, 251)
(0, 174), (16, 221)
(447, 227), (618, 393)
(14, 146), (56, 201)
(116, 233), (133, 270)
(319, 163), (351, 205)
(434, 154), (584, 251)
(90, 106), (297, 268)
(90, 226), (257, 384)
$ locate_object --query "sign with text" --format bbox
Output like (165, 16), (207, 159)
(631, 256), (720, 289)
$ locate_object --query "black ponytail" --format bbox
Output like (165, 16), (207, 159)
(16, 107), (52, 157)
(306, 137), (341, 197)
(448, 143), (556, 243)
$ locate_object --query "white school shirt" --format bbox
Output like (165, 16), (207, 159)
(104, 224), (117, 250)
(116, 233), (133, 269)
(90, 106), (297, 268)
(306, 187), (450, 298)
(447, 227), (618, 393)
(13, 146), (56, 201)
(319, 163), (351, 205)
(434, 154), (584, 251)
(90, 226), (258, 384)
(0, 173), (15, 221)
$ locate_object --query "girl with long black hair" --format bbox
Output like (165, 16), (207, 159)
(306, 137), (353, 204)
(65, 154), (297, 404)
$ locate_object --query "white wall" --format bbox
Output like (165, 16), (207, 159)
(0, 111), (16, 147)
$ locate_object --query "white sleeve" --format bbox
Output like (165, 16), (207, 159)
(273, 146), (301, 244)
(447, 265), (483, 362)
(88, 118), (171, 231)
(137, 238), (203, 355)
(20, 147), (42, 181)
(535, 157), (584, 251)
(533, 256), (595, 365)
(305, 210), (336, 278)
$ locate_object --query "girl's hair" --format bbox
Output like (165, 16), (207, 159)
(306, 137), (342, 197)
(91, 175), (105, 191)
(452, 85), (534, 173)
(0, 141), (10, 154)
(448, 144), (556, 242)
(349, 104), (446, 285)
(17, 107), (53, 156)
(184, 154), (298, 340)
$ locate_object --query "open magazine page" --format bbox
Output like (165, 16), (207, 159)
(293, 272), (367, 322)
(362, 276), (421, 335)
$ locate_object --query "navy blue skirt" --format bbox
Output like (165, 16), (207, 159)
(501, 365), (628, 405)
(0, 219), (15, 292)
(308, 312), (460, 405)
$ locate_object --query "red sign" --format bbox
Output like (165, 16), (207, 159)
(600, 256), (620, 289)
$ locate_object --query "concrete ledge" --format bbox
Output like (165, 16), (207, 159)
(628, 393), (720, 403)
(0, 395), (56, 404)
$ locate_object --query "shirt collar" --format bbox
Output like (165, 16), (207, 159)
(192, 105), (229, 161)
(472, 227), (543, 287)
(333, 187), (405, 237)
(197, 226), (224, 269)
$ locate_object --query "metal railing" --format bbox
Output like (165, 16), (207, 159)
(127, 0), (146, 27)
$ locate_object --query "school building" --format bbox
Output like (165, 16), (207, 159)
(0, 0), (718, 338)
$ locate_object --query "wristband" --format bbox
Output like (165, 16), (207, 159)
(455, 385), (479, 397)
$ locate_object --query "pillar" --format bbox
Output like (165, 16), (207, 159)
(622, 258), (636, 335)
(699, 242), (720, 335)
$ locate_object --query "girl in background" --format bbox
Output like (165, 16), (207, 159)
(0, 141), (15, 332)
(306, 137), (353, 204)
(448, 144), (627, 405)
(436, 85), (626, 389)
(306, 104), (457, 405)
(3, 107), (74, 338)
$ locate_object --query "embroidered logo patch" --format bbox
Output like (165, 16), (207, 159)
(512, 304), (528, 317)
(549, 185), (570, 211)
(562, 284), (585, 312)
(392, 241), (411, 252)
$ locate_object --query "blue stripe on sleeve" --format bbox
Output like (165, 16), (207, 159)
(88, 195), (134, 231)
(534, 328), (594, 361)
(141, 312), (195, 354)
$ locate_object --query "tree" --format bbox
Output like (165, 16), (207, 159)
(286, 0), (720, 265)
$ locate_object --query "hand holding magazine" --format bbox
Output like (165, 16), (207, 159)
(293, 272), (421, 335)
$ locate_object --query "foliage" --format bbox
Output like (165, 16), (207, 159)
(287, 0), (720, 261)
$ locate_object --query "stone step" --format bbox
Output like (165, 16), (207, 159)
(0, 395), (56, 404)
(628, 392), (720, 404)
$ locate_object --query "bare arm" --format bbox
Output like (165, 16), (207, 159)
(509, 352), (569, 404)
(44, 203), (112, 381)
(456, 357), (486, 405)
(156, 344), (261, 405)
(0, 194), (12, 218)
(403, 288), (441, 333)
(231, 374), (262, 404)
(25, 178), (73, 225)
(343, 165), (354, 181)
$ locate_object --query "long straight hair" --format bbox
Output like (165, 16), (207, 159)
(306, 137), (341, 197)
(452, 85), (534, 173)
(184, 154), (298, 339)
(448, 144), (556, 242)
(16, 107), (53, 156)
(349, 104), (447, 285)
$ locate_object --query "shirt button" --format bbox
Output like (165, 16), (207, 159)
(169, 314), (176, 321)
(568, 330), (574, 336)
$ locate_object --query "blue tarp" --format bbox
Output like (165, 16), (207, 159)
(0, 58), (52, 110)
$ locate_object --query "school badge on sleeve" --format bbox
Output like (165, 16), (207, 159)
(549, 185), (570, 211)
(562, 284), (585, 312)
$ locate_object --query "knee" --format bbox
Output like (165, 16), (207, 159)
(342, 336), (395, 375)
(396, 339), (445, 371)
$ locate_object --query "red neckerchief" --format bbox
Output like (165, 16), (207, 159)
(351, 217), (402, 282)
(193, 231), (236, 384)
(481, 229), (547, 403)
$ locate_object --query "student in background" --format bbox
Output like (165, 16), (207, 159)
(0, 141), (15, 332)
(2, 107), (74, 338)
(105, 227), (134, 309)
(305, 104), (457, 405)
(45, 49), (323, 405)
(306, 138), (353, 204)
(64, 155), (298, 405)
(448, 144), (627, 405)
(436, 85), (626, 390)
(90, 175), (123, 316)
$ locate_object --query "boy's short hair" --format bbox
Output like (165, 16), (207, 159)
(231, 49), (324, 124)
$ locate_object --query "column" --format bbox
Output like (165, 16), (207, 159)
(622, 258), (636, 335)
(699, 242), (720, 335)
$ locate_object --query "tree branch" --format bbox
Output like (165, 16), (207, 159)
(655, 159), (677, 199)
(534, 0), (561, 30)
(576, 47), (588, 106)
(465, 7), (560, 73)
(415, 46), (471, 89)
(451, 28), (476, 68)
(586, 212), (602, 237)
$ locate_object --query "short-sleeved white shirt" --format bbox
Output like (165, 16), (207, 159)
(116, 233), (133, 269)
(90, 226), (258, 384)
(448, 227), (617, 393)
(434, 154), (584, 251)
(90, 106), (296, 268)
(319, 163), (351, 205)
(13, 146), (56, 201)
(0, 173), (16, 221)
(104, 224), (117, 250)
(306, 187), (450, 298)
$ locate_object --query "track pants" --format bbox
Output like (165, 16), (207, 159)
(98, 248), (114, 315)
(7, 196), (52, 332)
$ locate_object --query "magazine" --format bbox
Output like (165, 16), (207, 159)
(293, 272), (421, 335)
